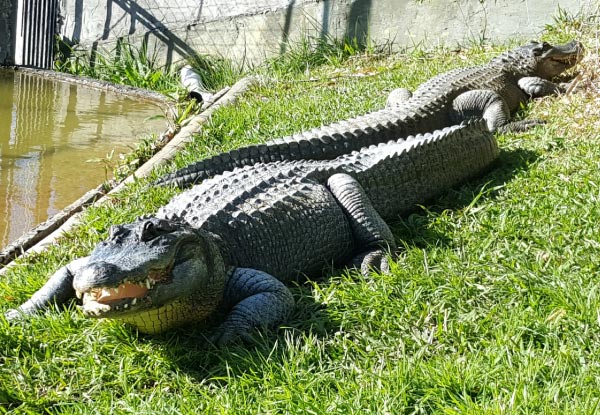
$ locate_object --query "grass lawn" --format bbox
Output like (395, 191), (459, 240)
(1, 11), (600, 415)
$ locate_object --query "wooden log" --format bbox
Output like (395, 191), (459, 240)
(0, 185), (105, 265)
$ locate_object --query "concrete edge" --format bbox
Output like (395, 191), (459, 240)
(8, 66), (172, 107)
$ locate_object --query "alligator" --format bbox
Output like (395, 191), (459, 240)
(153, 39), (582, 189)
(6, 121), (498, 344)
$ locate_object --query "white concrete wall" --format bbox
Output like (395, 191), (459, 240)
(56, 0), (592, 68)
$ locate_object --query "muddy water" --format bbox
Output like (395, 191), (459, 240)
(0, 69), (167, 248)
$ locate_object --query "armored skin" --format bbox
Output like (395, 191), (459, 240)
(6, 121), (498, 343)
(154, 40), (583, 188)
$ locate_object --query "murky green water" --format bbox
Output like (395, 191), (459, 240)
(0, 69), (167, 248)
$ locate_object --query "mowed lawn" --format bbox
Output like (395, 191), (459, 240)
(1, 12), (599, 414)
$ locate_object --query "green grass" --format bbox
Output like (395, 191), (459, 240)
(55, 37), (243, 98)
(2, 13), (600, 414)
(54, 38), (181, 96)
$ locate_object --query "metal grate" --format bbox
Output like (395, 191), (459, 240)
(14, 0), (58, 68)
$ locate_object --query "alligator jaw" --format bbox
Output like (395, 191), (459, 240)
(546, 40), (584, 68)
(77, 273), (164, 317)
(551, 55), (577, 65)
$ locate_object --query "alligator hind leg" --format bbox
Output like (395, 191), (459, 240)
(327, 173), (396, 276)
(386, 88), (413, 108)
(451, 89), (510, 132)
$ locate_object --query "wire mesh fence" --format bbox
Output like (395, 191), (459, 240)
(57, 0), (373, 69)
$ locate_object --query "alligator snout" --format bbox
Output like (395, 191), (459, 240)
(73, 261), (122, 292)
(553, 40), (585, 65)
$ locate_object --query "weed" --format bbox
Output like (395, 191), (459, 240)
(185, 54), (242, 91)
(54, 37), (182, 96)
(85, 149), (115, 182)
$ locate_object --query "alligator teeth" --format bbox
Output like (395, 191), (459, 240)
(146, 280), (152, 289)
(131, 298), (137, 306)
(92, 283), (148, 303)
(81, 298), (111, 316)
(75, 290), (82, 300)
(87, 288), (100, 301)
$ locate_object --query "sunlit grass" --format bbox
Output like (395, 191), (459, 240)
(1, 11), (600, 414)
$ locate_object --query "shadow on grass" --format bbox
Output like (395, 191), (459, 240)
(391, 145), (539, 248)
(144, 146), (539, 381)
(0, 389), (23, 412)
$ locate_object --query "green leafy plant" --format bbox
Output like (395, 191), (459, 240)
(85, 149), (116, 182)
(54, 37), (182, 96)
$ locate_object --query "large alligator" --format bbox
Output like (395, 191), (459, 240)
(6, 121), (498, 343)
(153, 40), (582, 188)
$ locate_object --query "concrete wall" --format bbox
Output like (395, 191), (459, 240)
(18, 0), (599, 68)
(0, 0), (14, 65)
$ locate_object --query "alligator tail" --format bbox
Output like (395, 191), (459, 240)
(152, 107), (424, 188)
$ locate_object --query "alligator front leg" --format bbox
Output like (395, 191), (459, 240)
(5, 257), (89, 320)
(451, 89), (545, 133)
(212, 267), (294, 345)
(518, 77), (564, 98)
(327, 173), (396, 275)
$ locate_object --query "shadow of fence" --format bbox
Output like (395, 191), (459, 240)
(60, 0), (374, 68)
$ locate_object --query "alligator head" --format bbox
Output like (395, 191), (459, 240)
(72, 217), (228, 333)
(493, 39), (584, 79)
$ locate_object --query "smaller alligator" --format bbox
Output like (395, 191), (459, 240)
(6, 121), (498, 343)
(153, 40), (582, 188)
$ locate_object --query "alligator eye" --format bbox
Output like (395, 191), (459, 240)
(154, 219), (178, 233)
(139, 219), (177, 241)
(140, 221), (159, 242)
(108, 225), (122, 240)
(529, 42), (545, 56)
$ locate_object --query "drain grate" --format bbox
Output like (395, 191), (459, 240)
(14, 0), (58, 68)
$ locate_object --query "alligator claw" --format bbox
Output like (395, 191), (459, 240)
(349, 249), (392, 277)
(560, 77), (584, 94)
(209, 326), (255, 347)
(497, 119), (546, 133)
(361, 250), (392, 277)
(4, 308), (25, 322)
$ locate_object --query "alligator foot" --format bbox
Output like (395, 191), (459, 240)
(4, 308), (22, 322)
(212, 267), (295, 346)
(497, 119), (546, 133)
(348, 248), (393, 277)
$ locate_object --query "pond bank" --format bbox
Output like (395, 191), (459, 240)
(0, 75), (257, 271)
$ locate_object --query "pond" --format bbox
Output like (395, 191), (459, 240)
(0, 69), (167, 248)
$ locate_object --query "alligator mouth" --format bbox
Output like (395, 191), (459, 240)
(77, 268), (170, 317)
(551, 55), (579, 66)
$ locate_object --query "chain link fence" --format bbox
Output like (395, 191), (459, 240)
(58, 0), (357, 69)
